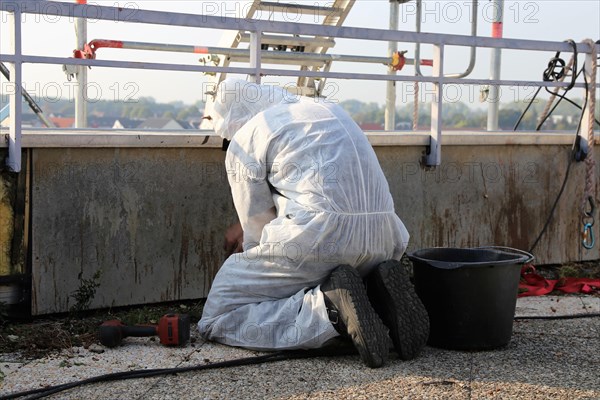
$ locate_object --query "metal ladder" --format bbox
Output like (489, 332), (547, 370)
(201, 0), (355, 128)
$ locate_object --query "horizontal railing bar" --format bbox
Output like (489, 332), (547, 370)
(0, 129), (224, 148)
(0, 53), (258, 75)
(1, 54), (597, 90)
(1, 1), (599, 54)
(256, 2), (341, 17)
(1, 129), (595, 148)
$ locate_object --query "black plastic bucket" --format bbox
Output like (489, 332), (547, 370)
(409, 247), (534, 350)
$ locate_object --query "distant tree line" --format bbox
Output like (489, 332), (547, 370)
(339, 98), (596, 131)
(1, 94), (595, 131)
(0, 95), (206, 122)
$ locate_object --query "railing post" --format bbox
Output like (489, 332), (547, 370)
(249, 31), (262, 84)
(427, 44), (443, 166)
(75, 0), (88, 128)
(487, 0), (504, 131)
(385, 0), (399, 131)
(6, 4), (23, 172)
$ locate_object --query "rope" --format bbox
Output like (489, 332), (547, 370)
(537, 55), (575, 128)
(413, 80), (419, 131)
(582, 39), (597, 217)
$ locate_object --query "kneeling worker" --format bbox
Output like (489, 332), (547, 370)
(199, 78), (429, 368)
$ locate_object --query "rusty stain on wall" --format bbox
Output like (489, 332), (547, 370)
(0, 147), (26, 283)
(0, 175), (13, 276)
(378, 144), (599, 263)
(28, 144), (600, 315)
(32, 148), (234, 314)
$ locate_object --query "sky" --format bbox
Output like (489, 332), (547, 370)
(1, 0), (599, 107)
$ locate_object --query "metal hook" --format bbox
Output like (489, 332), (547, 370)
(582, 222), (595, 249)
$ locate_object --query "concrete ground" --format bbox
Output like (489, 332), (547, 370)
(1, 295), (598, 400)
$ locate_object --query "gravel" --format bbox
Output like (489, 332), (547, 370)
(0, 296), (598, 399)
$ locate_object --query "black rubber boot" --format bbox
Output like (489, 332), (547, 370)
(366, 259), (430, 360)
(321, 265), (390, 368)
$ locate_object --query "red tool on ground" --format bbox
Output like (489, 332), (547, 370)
(99, 314), (190, 348)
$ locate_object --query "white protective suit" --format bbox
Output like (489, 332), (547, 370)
(198, 78), (410, 350)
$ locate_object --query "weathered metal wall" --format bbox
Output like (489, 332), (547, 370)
(31, 144), (599, 314)
(31, 148), (234, 315)
(377, 145), (599, 263)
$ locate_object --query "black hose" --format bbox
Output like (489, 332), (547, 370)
(514, 313), (600, 321)
(528, 62), (591, 253)
(0, 346), (360, 400)
(0, 352), (287, 400)
(512, 86), (542, 131)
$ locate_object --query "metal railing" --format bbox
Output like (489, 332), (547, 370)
(1, 0), (599, 172)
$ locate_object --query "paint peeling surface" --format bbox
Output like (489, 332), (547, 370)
(32, 148), (233, 315)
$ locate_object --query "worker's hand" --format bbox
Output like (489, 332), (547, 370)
(224, 222), (244, 257)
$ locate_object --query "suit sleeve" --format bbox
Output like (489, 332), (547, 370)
(225, 122), (277, 249)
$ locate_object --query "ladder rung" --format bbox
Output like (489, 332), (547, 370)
(256, 2), (341, 17)
(228, 55), (326, 67)
(237, 33), (335, 49)
(285, 86), (317, 97)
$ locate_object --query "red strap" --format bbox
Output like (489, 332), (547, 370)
(518, 264), (600, 297)
(555, 277), (600, 294)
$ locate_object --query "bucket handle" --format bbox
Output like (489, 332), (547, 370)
(474, 246), (535, 264)
(408, 251), (466, 270)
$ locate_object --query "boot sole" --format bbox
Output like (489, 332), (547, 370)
(367, 260), (430, 360)
(328, 265), (389, 368)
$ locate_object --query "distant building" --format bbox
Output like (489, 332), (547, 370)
(88, 116), (124, 128)
(176, 120), (196, 129)
(50, 117), (75, 128)
(1, 113), (44, 128)
(50, 116), (134, 129)
(136, 118), (184, 130)
(113, 118), (142, 129)
(186, 118), (203, 129)
(2, 115), (197, 130)
(359, 123), (384, 131)
(396, 121), (412, 130)
(550, 115), (574, 125)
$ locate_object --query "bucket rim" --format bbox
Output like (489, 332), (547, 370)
(475, 246), (535, 264)
(408, 246), (534, 270)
